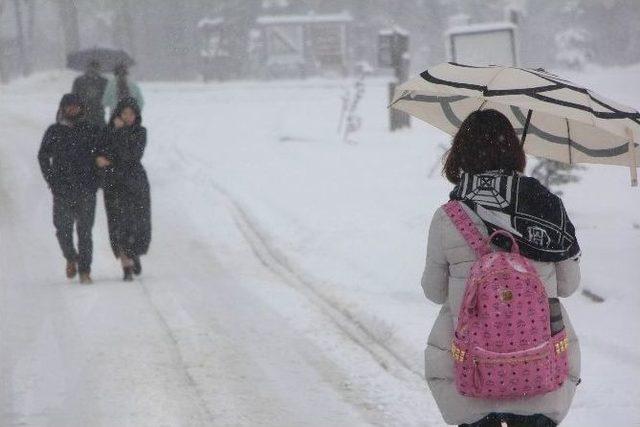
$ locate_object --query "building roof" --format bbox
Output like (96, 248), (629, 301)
(256, 12), (353, 25)
(379, 26), (409, 36)
(446, 21), (516, 37)
(197, 18), (224, 29)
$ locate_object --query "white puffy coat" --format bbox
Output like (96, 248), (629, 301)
(422, 203), (581, 425)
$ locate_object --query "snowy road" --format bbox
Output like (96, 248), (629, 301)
(0, 76), (437, 426)
(2, 70), (639, 426)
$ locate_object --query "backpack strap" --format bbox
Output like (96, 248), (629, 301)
(442, 201), (489, 258)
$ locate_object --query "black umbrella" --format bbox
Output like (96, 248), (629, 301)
(66, 48), (135, 72)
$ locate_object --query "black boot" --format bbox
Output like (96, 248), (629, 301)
(133, 256), (142, 275)
(123, 266), (134, 282)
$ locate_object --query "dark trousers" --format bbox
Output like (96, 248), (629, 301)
(460, 413), (557, 427)
(53, 192), (96, 273)
(103, 189), (120, 258)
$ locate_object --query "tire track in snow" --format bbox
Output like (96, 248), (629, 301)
(1, 108), (423, 423)
(4, 110), (225, 424)
(135, 276), (218, 425)
(224, 189), (424, 379)
(0, 117), (216, 424)
(175, 147), (424, 381)
(0, 113), (214, 422)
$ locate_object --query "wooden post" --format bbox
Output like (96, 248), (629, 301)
(382, 28), (410, 132)
(398, 54), (411, 129)
(389, 82), (400, 131)
(626, 127), (638, 187)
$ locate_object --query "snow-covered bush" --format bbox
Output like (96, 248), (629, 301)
(555, 28), (590, 70)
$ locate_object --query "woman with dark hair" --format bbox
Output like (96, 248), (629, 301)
(96, 97), (151, 281)
(422, 110), (581, 426)
(442, 110), (526, 183)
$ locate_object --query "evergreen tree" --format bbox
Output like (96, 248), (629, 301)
(530, 158), (584, 195)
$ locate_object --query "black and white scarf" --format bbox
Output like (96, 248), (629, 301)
(450, 171), (580, 263)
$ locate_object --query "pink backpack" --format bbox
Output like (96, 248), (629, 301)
(443, 201), (569, 399)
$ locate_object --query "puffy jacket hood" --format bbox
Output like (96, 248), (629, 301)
(56, 93), (84, 123)
(109, 96), (142, 127)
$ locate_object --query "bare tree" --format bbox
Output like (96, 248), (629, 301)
(0, 0), (8, 82)
(57, 0), (80, 55)
(25, 0), (35, 62)
(12, 0), (27, 75)
(11, 0), (36, 76)
(113, 0), (136, 56)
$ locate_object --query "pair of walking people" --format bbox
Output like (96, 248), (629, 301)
(38, 94), (151, 283)
(423, 110), (581, 426)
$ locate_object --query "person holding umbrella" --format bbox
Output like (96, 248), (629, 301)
(95, 97), (151, 281)
(420, 109), (582, 427)
(38, 94), (99, 284)
(102, 63), (144, 115)
(67, 48), (139, 117)
(391, 63), (640, 425)
(71, 60), (108, 128)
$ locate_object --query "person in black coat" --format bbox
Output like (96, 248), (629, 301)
(96, 97), (151, 281)
(71, 60), (108, 128)
(38, 93), (99, 284)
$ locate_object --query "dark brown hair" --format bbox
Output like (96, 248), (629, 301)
(443, 109), (526, 184)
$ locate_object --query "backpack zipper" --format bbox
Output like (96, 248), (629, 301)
(474, 269), (538, 287)
(472, 341), (550, 365)
(473, 351), (549, 365)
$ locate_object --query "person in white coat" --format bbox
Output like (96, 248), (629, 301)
(422, 110), (582, 427)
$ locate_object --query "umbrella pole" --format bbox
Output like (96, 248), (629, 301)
(626, 127), (638, 187)
(521, 110), (532, 146)
(566, 119), (573, 164)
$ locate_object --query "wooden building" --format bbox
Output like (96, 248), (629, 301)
(254, 12), (352, 78)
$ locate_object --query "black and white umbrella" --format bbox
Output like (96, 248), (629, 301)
(390, 62), (640, 186)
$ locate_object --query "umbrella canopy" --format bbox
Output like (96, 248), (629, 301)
(67, 48), (135, 72)
(391, 62), (640, 186)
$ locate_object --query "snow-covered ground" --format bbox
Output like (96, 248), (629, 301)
(0, 65), (638, 426)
